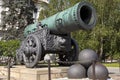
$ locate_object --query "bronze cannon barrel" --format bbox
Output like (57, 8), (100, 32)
(24, 2), (96, 36)
(40, 2), (96, 33)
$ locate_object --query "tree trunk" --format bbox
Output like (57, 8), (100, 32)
(98, 37), (104, 62)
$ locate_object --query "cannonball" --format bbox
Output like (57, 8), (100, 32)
(78, 49), (98, 68)
(67, 64), (86, 79)
(87, 63), (109, 80)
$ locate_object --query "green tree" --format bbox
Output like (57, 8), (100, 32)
(1, 0), (36, 40)
(0, 40), (20, 57)
(39, 0), (71, 20)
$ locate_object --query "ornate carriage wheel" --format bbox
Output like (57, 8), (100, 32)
(58, 38), (79, 66)
(22, 34), (42, 68)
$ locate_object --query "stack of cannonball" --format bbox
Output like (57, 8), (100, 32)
(67, 49), (109, 80)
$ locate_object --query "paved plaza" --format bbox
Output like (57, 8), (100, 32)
(0, 66), (119, 80)
(107, 67), (120, 80)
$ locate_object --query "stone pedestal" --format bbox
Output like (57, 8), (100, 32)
(0, 66), (68, 80)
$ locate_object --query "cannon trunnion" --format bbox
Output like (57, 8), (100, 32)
(16, 1), (97, 68)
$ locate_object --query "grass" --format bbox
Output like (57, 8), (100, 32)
(102, 62), (120, 67)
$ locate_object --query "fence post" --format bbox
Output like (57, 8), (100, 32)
(8, 57), (11, 80)
(48, 60), (51, 80)
(118, 58), (120, 72)
(92, 60), (96, 80)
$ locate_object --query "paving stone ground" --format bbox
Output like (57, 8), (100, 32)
(0, 67), (119, 80)
(109, 74), (120, 80)
(108, 67), (120, 80)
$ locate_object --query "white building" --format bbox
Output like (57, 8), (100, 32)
(0, 0), (50, 26)
(0, 31), (3, 40)
(0, 0), (4, 29)
(33, 0), (50, 21)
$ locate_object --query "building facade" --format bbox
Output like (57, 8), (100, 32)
(0, 0), (3, 27)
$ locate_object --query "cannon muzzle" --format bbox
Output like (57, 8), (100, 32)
(41, 2), (96, 33)
(24, 2), (96, 36)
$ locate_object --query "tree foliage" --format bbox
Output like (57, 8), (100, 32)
(0, 40), (20, 57)
(0, 0), (36, 40)
(0, 0), (120, 60)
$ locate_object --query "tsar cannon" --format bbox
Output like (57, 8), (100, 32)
(16, 1), (97, 68)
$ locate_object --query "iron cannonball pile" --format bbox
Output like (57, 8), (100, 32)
(67, 64), (86, 79)
(67, 49), (109, 80)
(87, 63), (109, 80)
(78, 49), (98, 68)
